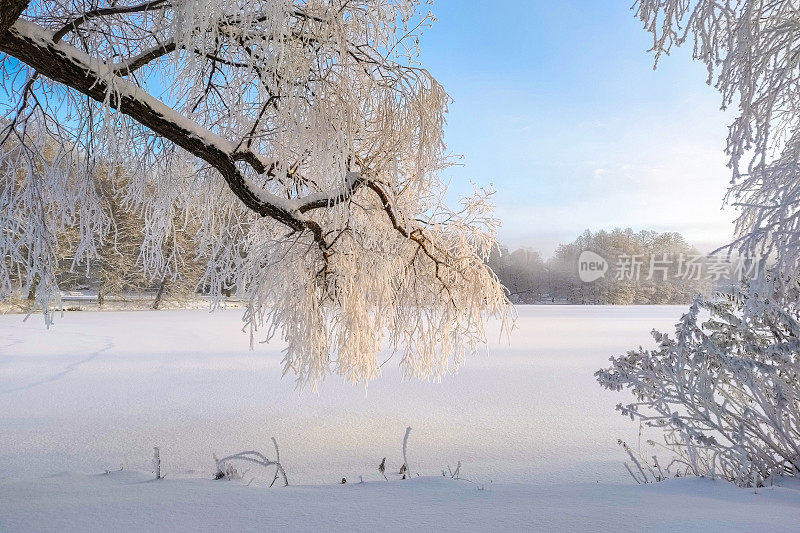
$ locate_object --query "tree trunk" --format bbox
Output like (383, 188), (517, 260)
(152, 279), (167, 310)
(27, 274), (39, 301)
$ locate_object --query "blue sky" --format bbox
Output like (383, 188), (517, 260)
(419, 0), (735, 256)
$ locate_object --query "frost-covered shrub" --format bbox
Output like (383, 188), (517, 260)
(597, 278), (800, 486)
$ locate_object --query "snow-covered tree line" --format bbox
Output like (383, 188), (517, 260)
(600, 0), (800, 486)
(0, 136), (206, 309)
(0, 0), (511, 387)
(490, 229), (712, 305)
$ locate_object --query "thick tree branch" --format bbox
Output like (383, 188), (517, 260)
(297, 171), (364, 213)
(0, 9), (442, 271)
(0, 0), (29, 34)
(1, 19), (308, 229)
(0, 18), (367, 236)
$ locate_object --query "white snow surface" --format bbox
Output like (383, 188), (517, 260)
(1, 305), (799, 531)
(3, 472), (800, 532)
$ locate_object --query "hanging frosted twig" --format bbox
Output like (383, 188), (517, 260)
(634, 0), (800, 280)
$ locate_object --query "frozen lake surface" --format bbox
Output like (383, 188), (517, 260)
(1, 305), (686, 484)
(2, 305), (800, 532)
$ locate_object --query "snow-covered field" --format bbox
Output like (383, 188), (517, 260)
(1, 305), (799, 531)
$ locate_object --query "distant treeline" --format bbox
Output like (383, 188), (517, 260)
(21, 216), (722, 309)
(488, 228), (718, 305)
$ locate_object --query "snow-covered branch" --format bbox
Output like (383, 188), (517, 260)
(0, 0), (512, 386)
(0, 18), (330, 233)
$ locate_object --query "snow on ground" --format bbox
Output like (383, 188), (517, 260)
(1, 305), (799, 531)
(2, 472), (799, 532)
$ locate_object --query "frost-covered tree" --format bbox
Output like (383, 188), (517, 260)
(634, 0), (800, 277)
(0, 0), (510, 387)
(599, 0), (800, 486)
